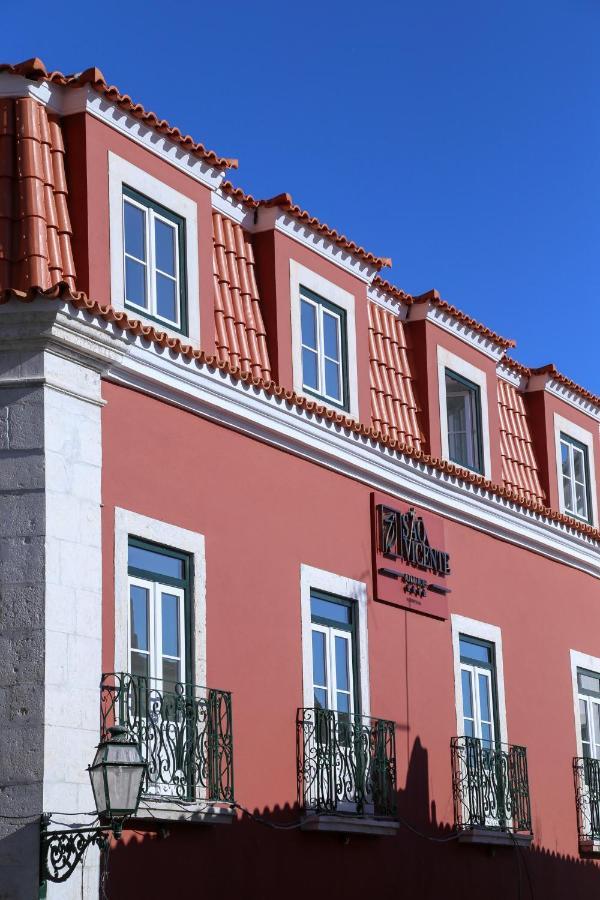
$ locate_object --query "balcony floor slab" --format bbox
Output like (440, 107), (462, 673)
(458, 827), (533, 848)
(301, 814), (399, 836)
(136, 799), (235, 825)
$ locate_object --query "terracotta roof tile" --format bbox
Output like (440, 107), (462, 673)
(0, 58), (237, 171)
(497, 378), (545, 504)
(1, 284), (598, 544)
(531, 363), (600, 409)
(220, 181), (391, 270)
(368, 302), (422, 450)
(371, 275), (413, 304)
(0, 97), (75, 294)
(212, 211), (270, 380)
(414, 289), (516, 350)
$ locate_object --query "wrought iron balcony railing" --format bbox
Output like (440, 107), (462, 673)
(451, 736), (532, 835)
(296, 707), (397, 817)
(574, 756), (600, 846)
(100, 672), (234, 805)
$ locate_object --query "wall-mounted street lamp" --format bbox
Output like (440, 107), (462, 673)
(40, 726), (147, 885)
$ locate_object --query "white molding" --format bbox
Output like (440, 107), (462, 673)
(497, 362), (527, 390)
(211, 188), (255, 228)
(451, 615), (508, 745)
(554, 413), (599, 527)
(108, 152), (200, 346)
(437, 346), (492, 480)
(366, 284), (409, 319)
(546, 378), (600, 423)
(256, 206), (378, 283)
(300, 564), (370, 717)
(409, 301), (507, 361)
(37, 300), (599, 579)
(289, 259), (360, 420)
(569, 649), (600, 759)
(114, 508), (206, 688)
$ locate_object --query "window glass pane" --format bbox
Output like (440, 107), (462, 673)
(335, 637), (350, 692)
(161, 593), (180, 658)
(314, 687), (327, 710)
(302, 347), (319, 390)
(481, 722), (493, 749)
(461, 669), (473, 720)
(124, 201), (146, 260)
(573, 446), (586, 484)
(128, 544), (184, 580)
(300, 299), (317, 350)
(463, 718), (474, 738)
(125, 258), (147, 308)
(460, 637), (491, 665)
(580, 699), (590, 744)
(156, 273), (178, 323)
(561, 441), (570, 477)
(311, 595), (351, 624)
(575, 482), (587, 519)
(130, 585), (149, 651)
(155, 219), (176, 276)
(323, 312), (340, 361)
(579, 672), (600, 695)
(445, 371), (480, 471)
(131, 650), (149, 681)
(563, 476), (573, 512)
(593, 705), (600, 756)
(324, 359), (341, 400)
(478, 673), (491, 724)
(312, 631), (327, 688)
(336, 692), (350, 714)
(162, 656), (180, 693)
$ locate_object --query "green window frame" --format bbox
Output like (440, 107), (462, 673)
(122, 185), (188, 335)
(459, 635), (501, 746)
(445, 368), (484, 474)
(300, 286), (350, 412)
(127, 537), (192, 685)
(560, 432), (592, 524)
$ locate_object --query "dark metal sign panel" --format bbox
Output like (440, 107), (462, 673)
(371, 492), (450, 620)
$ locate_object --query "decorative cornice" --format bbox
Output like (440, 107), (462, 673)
(410, 300), (507, 361)
(545, 378), (600, 423)
(366, 283), (409, 318)
(497, 361), (527, 389)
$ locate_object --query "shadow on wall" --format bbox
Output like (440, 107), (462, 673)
(104, 736), (600, 900)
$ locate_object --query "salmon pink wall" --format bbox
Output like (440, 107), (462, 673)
(101, 378), (599, 876)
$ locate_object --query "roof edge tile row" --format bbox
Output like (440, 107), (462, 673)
(2, 283), (598, 545)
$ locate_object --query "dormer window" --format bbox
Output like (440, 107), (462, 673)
(300, 287), (347, 409)
(560, 433), (591, 523)
(445, 370), (483, 473)
(123, 187), (186, 331)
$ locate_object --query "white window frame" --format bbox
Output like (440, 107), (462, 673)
(311, 620), (355, 715)
(290, 260), (359, 419)
(300, 564), (370, 717)
(437, 347), (491, 479)
(554, 414), (598, 527)
(451, 614), (508, 746)
(115, 508), (206, 687)
(300, 289), (345, 406)
(128, 576), (186, 684)
(109, 152), (200, 345)
(570, 650), (600, 760)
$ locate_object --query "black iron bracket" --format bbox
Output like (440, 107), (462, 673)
(40, 813), (109, 885)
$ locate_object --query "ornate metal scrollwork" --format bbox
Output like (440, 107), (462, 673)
(40, 814), (109, 885)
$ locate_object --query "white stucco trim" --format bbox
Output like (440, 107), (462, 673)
(290, 259), (360, 420)
(437, 346), (492, 480)
(108, 152), (200, 345)
(554, 413), (598, 527)
(114, 508), (206, 687)
(569, 649), (600, 758)
(300, 565), (370, 718)
(451, 615), (508, 745)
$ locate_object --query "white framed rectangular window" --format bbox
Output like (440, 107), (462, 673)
(123, 187), (185, 331)
(109, 152), (200, 344)
(300, 287), (347, 408)
(437, 347), (491, 478)
(290, 260), (359, 419)
(554, 414), (598, 526)
(451, 615), (508, 745)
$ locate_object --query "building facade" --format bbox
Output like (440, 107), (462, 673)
(0, 58), (599, 900)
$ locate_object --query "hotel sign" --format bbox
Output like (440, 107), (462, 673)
(372, 492), (450, 620)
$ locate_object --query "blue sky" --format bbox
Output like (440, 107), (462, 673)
(3, 0), (599, 392)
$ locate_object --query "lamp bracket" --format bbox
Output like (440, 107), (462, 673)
(40, 813), (109, 885)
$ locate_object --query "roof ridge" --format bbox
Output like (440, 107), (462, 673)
(0, 58), (237, 171)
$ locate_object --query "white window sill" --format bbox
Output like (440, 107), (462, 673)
(300, 813), (399, 836)
(457, 827), (533, 847)
(136, 799), (235, 825)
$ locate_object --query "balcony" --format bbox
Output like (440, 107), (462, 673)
(296, 707), (398, 835)
(574, 756), (600, 854)
(451, 736), (532, 846)
(100, 672), (234, 823)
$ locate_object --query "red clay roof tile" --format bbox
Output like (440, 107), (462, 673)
(498, 378), (545, 504)
(414, 289), (516, 349)
(531, 364), (600, 409)
(368, 302), (422, 450)
(212, 211), (270, 380)
(0, 97), (75, 294)
(0, 59), (237, 171)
